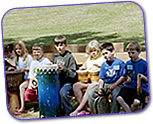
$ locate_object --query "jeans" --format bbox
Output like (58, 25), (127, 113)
(60, 83), (73, 115)
(88, 84), (121, 113)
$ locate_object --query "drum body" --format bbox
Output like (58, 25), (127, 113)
(37, 65), (60, 117)
(6, 70), (24, 92)
(8, 92), (20, 114)
(88, 70), (100, 83)
(77, 70), (89, 83)
(6, 70), (24, 114)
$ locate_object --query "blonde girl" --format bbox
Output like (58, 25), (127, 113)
(70, 40), (105, 116)
(13, 41), (33, 114)
(14, 40), (33, 80)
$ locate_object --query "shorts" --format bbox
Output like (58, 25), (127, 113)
(25, 88), (38, 102)
(117, 87), (148, 106)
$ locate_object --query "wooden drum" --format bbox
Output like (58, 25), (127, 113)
(77, 70), (89, 83)
(6, 70), (24, 114)
(88, 70), (100, 83)
(6, 70), (24, 92)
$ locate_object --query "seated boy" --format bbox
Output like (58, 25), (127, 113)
(52, 35), (78, 115)
(15, 43), (51, 114)
(116, 42), (148, 112)
(88, 42), (125, 114)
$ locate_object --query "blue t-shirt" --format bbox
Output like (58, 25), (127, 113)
(99, 58), (125, 84)
(124, 59), (148, 93)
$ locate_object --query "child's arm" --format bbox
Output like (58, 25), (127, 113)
(79, 64), (87, 70)
(124, 76), (132, 84)
(61, 55), (78, 81)
(79, 58), (88, 70)
(93, 64), (101, 68)
(109, 76), (126, 90)
(97, 79), (104, 95)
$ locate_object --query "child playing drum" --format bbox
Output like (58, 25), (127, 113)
(15, 43), (51, 115)
(52, 35), (78, 116)
(87, 42), (125, 114)
(70, 40), (105, 116)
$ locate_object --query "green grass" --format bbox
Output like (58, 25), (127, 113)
(2, 2), (146, 51)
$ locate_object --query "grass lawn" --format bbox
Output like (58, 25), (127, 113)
(2, 2), (146, 51)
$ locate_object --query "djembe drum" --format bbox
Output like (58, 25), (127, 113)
(77, 70), (89, 83)
(88, 69), (100, 83)
(36, 64), (60, 117)
(6, 70), (24, 114)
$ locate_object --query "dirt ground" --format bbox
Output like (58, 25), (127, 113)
(14, 110), (39, 120)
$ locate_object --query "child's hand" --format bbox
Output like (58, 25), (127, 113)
(8, 67), (16, 71)
(93, 64), (101, 68)
(46, 62), (53, 66)
(97, 88), (103, 95)
(124, 76), (131, 84)
(79, 66), (87, 70)
(58, 64), (63, 70)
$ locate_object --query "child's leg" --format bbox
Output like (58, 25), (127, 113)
(116, 96), (131, 112)
(73, 82), (88, 103)
(70, 83), (97, 116)
(111, 86), (121, 113)
(87, 84), (99, 114)
(60, 83), (73, 115)
(131, 99), (141, 112)
(18, 80), (29, 112)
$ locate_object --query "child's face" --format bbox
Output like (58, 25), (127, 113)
(15, 44), (23, 56)
(127, 49), (140, 61)
(102, 49), (114, 61)
(7, 51), (15, 58)
(55, 42), (67, 54)
(89, 48), (99, 58)
(32, 49), (43, 60)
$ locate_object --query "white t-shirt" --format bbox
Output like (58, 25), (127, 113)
(28, 57), (51, 79)
(86, 55), (105, 71)
(16, 54), (33, 80)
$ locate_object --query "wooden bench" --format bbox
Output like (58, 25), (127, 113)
(44, 52), (146, 65)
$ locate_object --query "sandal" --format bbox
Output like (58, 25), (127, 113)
(77, 110), (90, 115)
(69, 109), (79, 116)
(14, 111), (25, 115)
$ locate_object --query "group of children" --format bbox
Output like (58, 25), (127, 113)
(5, 35), (149, 117)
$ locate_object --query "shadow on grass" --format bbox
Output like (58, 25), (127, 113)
(3, 31), (119, 45)
(3, 31), (145, 51)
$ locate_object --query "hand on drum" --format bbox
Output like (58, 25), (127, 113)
(97, 83), (103, 95)
(57, 64), (64, 70)
(79, 65), (87, 70)
(97, 88), (103, 95)
(93, 64), (101, 68)
(46, 62), (53, 66)
(8, 67), (16, 71)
